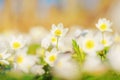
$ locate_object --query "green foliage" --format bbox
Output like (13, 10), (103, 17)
(72, 39), (86, 64)
(97, 47), (110, 61)
(82, 71), (120, 80)
(27, 44), (41, 55)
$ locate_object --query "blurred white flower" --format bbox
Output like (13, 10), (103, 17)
(9, 35), (26, 50)
(114, 33), (120, 43)
(107, 43), (120, 71)
(30, 65), (45, 75)
(29, 26), (48, 42)
(74, 29), (89, 39)
(80, 31), (103, 55)
(41, 35), (51, 49)
(14, 48), (38, 73)
(51, 23), (68, 37)
(0, 50), (11, 65)
(83, 55), (106, 72)
(96, 18), (112, 32)
(45, 48), (59, 67)
(96, 32), (113, 47)
(53, 54), (79, 80)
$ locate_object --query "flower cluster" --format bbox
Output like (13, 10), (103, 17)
(0, 18), (120, 80)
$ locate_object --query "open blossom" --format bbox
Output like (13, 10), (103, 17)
(107, 43), (120, 71)
(14, 48), (38, 73)
(96, 32), (113, 47)
(0, 50), (11, 65)
(53, 54), (79, 80)
(51, 23), (68, 37)
(45, 48), (60, 67)
(79, 31), (103, 55)
(83, 55), (106, 73)
(96, 18), (112, 32)
(30, 65), (45, 75)
(9, 35), (26, 50)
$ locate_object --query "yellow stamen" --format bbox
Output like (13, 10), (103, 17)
(16, 56), (24, 64)
(101, 39), (107, 45)
(51, 37), (57, 43)
(100, 24), (107, 31)
(54, 29), (62, 36)
(49, 55), (56, 62)
(86, 40), (95, 49)
(13, 42), (21, 49)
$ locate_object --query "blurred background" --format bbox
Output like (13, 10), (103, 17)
(0, 0), (119, 32)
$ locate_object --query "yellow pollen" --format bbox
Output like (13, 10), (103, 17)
(54, 29), (62, 36)
(49, 55), (56, 62)
(101, 39), (107, 45)
(16, 56), (24, 64)
(100, 24), (107, 31)
(86, 40), (95, 49)
(51, 37), (57, 43)
(13, 42), (21, 49)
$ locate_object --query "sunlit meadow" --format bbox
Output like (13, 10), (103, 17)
(0, 0), (120, 80)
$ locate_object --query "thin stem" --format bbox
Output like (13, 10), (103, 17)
(56, 37), (59, 50)
(102, 32), (104, 42)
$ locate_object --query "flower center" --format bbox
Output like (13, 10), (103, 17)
(101, 39), (107, 45)
(85, 40), (95, 49)
(54, 29), (62, 36)
(16, 56), (24, 64)
(49, 55), (56, 62)
(100, 24), (107, 31)
(13, 42), (21, 49)
(51, 37), (57, 43)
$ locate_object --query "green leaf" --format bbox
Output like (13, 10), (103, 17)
(72, 39), (86, 64)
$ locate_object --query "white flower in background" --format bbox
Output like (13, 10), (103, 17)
(74, 29), (89, 39)
(0, 50), (11, 65)
(53, 54), (79, 80)
(107, 43), (120, 71)
(96, 18), (112, 32)
(14, 48), (38, 73)
(114, 33), (120, 42)
(50, 35), (57, 46)
(9, 35), (26, 50)
(80, 31), (103, 55)
(45, 48), (59, 67)
(96, 32), (113, 47)
(29, 26), (48, 42)
(41, 36), (51, 49)
(83, 55), (106, 73)
(30, 65), (45, 75)
(51, 23), (68, 37)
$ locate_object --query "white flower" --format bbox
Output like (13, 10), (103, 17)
(80, 31), (103, 55)
(0, 50), (11, 65)
(83, 55), (106, 72)
(107, 43), (120, 71)
(41, 35), (51, 49)
(96, 18), (112, 32)
(30, 65), (45, 75)
(45, 48), (59, 67)
(51, 23), (68, 37)
(9, 35), (26, 50)
(14, 48), (38, 73)
(29, 26), (48, 42)
(114, 33), (120, 42)
(98, 33), (113, 47)
(53, 54), (79, 80)
(74, 29), (89, 39)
